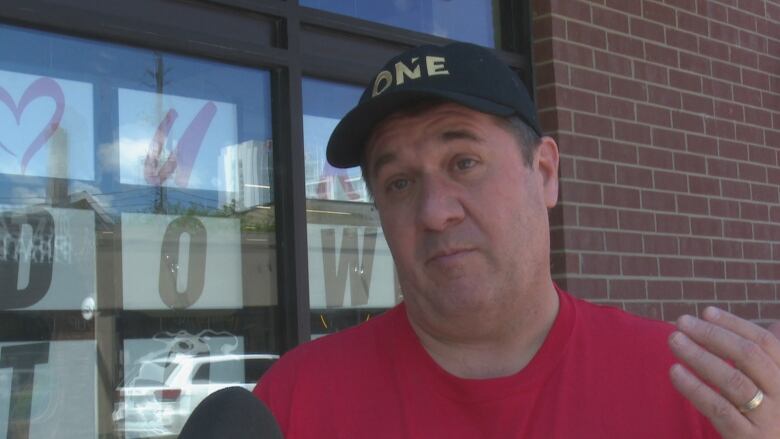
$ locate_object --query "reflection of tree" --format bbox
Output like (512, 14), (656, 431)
(143, 52), (173, 124)
(159, 199), (275, 233)
(143, 52), (173, 213)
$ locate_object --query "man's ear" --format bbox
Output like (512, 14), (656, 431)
(535, 136), (560, 209)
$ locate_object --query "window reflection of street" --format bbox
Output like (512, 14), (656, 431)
(112, 330), (277, 438)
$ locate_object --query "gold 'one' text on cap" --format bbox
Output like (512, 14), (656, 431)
(372, 56), (450, 97)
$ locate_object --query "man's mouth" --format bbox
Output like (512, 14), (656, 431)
(426, 247), (475, 265)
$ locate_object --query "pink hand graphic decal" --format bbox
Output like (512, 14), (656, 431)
(144, 101), (217, 187)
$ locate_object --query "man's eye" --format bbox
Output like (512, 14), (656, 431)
(387, 178), (409, 192)
(455, 158), (477, 170)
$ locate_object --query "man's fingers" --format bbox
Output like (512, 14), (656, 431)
(676, 312), (780, 395)
(669, 363), (754, 437)
(701, 307), (780, 366)
(671, 312), (780, 439)
(669, 331), (760, 410)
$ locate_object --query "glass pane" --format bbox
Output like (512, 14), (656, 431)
(301, 0), (496, 47)
(302, 78), (401, 339)
(0, 23), (279, 438)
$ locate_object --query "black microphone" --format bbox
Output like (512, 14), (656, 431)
(179, 386), (284, 438)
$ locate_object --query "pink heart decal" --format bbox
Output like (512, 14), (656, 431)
(0, 77), (65, 174)
(144, 101), (217, 187)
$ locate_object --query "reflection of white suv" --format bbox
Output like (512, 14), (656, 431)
(112, 353), (277, 438)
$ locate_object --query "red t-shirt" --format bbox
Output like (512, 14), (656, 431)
(255, 286), (719, 438)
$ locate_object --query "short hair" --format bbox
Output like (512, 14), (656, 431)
(359, 100), (541, 198)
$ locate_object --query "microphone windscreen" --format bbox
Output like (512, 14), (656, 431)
(179, 386), (283, 439)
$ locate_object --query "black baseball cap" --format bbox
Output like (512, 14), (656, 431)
(326, 42), (542, 168)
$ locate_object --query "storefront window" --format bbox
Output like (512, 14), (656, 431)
(0, 24), (278, 438)
(302, 78), (400, 338)
(301, 0), (497, 47)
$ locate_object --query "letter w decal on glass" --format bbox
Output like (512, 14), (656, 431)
(321, 227), (377, 307)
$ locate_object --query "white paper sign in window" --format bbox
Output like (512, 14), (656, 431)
(0, 207), (96, 311)
(121, 212), (242, 309)
(118, 89), (238, 191)
(308, 223), (399, 309)
(0, 340), (97, 439)
(0, 71), (94, 180)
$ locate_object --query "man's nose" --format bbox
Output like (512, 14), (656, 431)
(416, 175), (465, 232)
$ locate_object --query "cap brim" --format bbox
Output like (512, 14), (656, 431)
(326, 88), (515, 168)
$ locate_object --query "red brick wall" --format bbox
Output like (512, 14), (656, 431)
(533, 0), (779, 324)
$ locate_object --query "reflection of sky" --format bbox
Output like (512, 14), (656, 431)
(0, 23), (271, 216)
(300, 0), (495, 47)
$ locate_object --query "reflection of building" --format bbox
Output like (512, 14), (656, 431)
(47, 129), (69, 206)
(218, 139), (273, 211)
(304, 150), (369, 202)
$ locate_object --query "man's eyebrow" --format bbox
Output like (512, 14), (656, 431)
(439, 129), (482, 142)
(369, 129), (482, 179)
(371, 152), (398, 181)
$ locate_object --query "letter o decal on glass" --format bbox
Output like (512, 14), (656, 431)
(159, 216), (207, 309)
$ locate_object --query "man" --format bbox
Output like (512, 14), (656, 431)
(255, 42), (779, 438)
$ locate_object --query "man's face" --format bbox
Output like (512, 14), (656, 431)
(365, 102), (559, 335)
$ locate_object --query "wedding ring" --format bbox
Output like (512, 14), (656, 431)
(739, 389), (764, 413)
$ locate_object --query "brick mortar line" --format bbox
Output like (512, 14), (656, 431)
(533, 12), (555, 21)
(552, 211), (780, 238)
(552, 119), (780, 152)
(554, 197), (780, 224)
(554, 273), (779, 282)
(571, 249), (778, 264)
(560, 11), (780, 55)
(541, 103), (780, 146)
(549, 25), (780, 68)
(601, 0), (780, 30)
(554, 276), (779, 286)
(548, 56), (780, 101)
(543, 54), (780, 107)
(551, 253), (780, 267)
(558, 185), (780, 208)
(547, 37), (780, 96)
(546, 73), (780, 110)
(549, 83), (780, 132)
(554, 222), (780, 244)
(533, 58), (556, 67)
(557, 124), (780, 165)
(564, 0), (780, 29)
(707, 0), (780, 25)
(551, 127), (780, 173)
(542, 104), (774, 130)
(555, 3), (780, 46)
